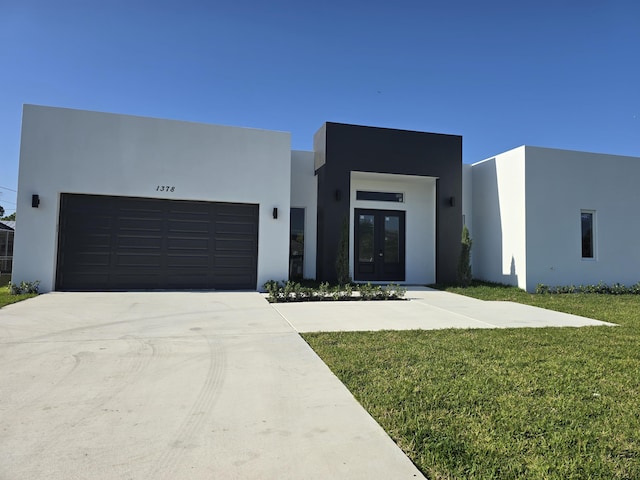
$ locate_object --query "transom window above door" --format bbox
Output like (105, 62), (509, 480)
(356, 191), (404, 202)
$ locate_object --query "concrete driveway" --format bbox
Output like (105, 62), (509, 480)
(0, 289), (613, 479)
(0, 292), (423, 480)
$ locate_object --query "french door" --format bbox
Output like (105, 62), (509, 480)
(354, 209), (405, 281)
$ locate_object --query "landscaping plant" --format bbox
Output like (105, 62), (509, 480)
(335, 216), (352, 285)
(457, 224), (472, 286)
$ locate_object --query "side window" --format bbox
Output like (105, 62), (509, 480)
(581, 211), (595, 259)
(289, 208), (305, 279)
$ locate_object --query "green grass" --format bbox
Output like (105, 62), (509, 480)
(0, 285), (38, 308)
(303, 283), (640, 479)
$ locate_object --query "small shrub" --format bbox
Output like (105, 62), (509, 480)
(262, 279), (407, 303)
(331, 285), (342, 301)
(8, 280), (40, 295)
(263, 280), (279, 292)
(378, 285), (391, 300)
(610, 282), (627, 295)
(372, 284), (384, 300)
(386, 283), (407, 299)
(535, 281), (640, 296)
(295, 286), (313, 301)
(556, 284), (576, 294)
(263, 280), (287, 303)
(359, 283), (380, 301)
(536, 283), (550, 294)
(282, 281), (296, 301)
(357, 282), (370, 300)
(318, 282), (331, 300)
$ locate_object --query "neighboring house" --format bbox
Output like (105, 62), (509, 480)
(0, 220), (15, 276)
(11, 105), (640, 293)
(470, 146), (640, 292)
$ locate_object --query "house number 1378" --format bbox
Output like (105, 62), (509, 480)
(156, 186), (175, 192)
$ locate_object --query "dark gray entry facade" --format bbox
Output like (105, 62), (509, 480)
(314, 122), (462, 284)
(56, 194), (258, 291)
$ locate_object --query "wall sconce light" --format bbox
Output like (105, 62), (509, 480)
(449, 196), (456, 207)
(272, 207), (278, 219)
(32, 194), (40, 208)
(335, 189), (342, 201)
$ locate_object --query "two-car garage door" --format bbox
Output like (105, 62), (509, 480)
(56, 194), (258, 291)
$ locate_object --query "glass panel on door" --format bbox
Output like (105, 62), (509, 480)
(384, 215), (399, 264)
(358, 214), (375, 263)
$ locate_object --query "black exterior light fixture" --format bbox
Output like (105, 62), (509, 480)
(272, 207), (278, 219)
(32, 194), (40, 208)
(449, 196), (456, 207)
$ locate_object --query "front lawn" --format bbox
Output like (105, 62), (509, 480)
(303, 283), (640, 479)
(0, 286), (38, 308)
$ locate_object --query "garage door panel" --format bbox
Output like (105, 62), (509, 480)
(111, 274), (163, 289)
(168, 219), (211, 232)
(62, 274), (112, 290)
(166, 273), (210, 287)
(56, 194), (258, 291)
(167, 237), (210, 250)
(167, 255), (210, 267)
(213, 270), (255, 288)
(68, 233), (112, 248)
(215, 222), (256, 235)
(118, 218), (163, 232)
(118, 204), (164, 215)
(115, 253), (162, 267)
(117, 236), (163, 249)
(65, 253), (112, 267)
(72, 215), (113, 230)
(215, 239), (255, 252)
(214, 256), (255, 268)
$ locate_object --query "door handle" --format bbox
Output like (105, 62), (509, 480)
(378, 250), (384, 257)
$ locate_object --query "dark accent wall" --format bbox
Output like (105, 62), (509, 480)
(314, 122), (462, 284)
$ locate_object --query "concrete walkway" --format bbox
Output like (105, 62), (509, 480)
(0, 292), (423, 480)
(0, 289), (613, 479)
(272, 286), (616, 332)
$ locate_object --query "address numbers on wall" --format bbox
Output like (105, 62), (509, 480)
(156, 186), (176, 192)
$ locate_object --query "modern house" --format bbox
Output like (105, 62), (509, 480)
(12, 105), (640, 292)
(0, 220), (15, 277)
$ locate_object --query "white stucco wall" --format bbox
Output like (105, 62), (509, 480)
(349, 171), (436, 284)
(471, 147), (527, 289)
(462, 163), (473, 235)
(290, 150), (317, 280)
(524, 146), (640, 290)
(14, 105), (291, 291)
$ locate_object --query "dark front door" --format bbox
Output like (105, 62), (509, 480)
(354, 209), (405, 281)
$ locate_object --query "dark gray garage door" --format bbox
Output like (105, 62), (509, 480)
(56, 194), (258, 291)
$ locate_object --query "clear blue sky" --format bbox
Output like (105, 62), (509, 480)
(1, 0), (639, 215)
